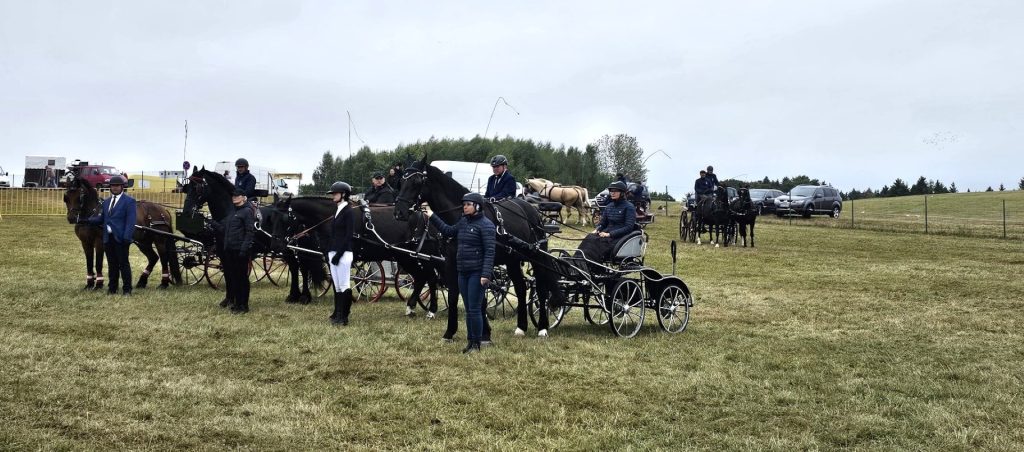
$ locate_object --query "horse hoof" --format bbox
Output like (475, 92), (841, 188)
(513, 328), (526, 337)
(405, 306), (416, 317)
(426, 311), (436, 319)
(158, 285), (169, 290)
(714, 244), (720, 248)
(537, 329), (548, 338)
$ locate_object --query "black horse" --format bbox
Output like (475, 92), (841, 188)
(280, 196), (444, 315)
(730, 186), (758, 247)
(181, 168), (290, 297)
(393, 156), (563, 338)
(694, 185), (733, 247)
(64, 175), (182, 289)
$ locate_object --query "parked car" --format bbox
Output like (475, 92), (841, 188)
(748, 188), (785, 215)
(683, 186), (738, 211)
(67, 162), (131, 189)
(774, 185), (843, 218)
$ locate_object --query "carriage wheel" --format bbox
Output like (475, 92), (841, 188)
(393, 265), (414, 302)
(203, 254), (225, 289)
(262, 255), (290, 286)
(528, 286), (569, 330)
(178, 242), (207, 286)
(679, 210), (689, 240)
(316, 260), (332, 298)
(485, 266), (518, 320)
(417, 283), (449, 315)
(656, 284), (691, 333)
(608, 279), (645, 338)
(583, 283), (610, 325)
(352, 261), (386, 303)
(249, 255), (266, 283)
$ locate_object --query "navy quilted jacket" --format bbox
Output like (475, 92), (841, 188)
(430, 213), (496, 279)
(597, 198), (636, 239)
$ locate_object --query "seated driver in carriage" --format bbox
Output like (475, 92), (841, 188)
(577, 180), (636, 263)
(363, 171), (396, 204)
(694, 169), (714, 210)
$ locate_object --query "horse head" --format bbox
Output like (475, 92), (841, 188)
(62, 176), (98, 224)
(393, 156), (430, 221)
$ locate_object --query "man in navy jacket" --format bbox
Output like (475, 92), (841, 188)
(484, 155), (516, 201)
(88, 176), (136, 296)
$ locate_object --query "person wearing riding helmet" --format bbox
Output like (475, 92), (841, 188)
(578, 180), (636, 263)
(87, 175), (136, 296)
(705, 165), (720, 188)
(484, 155), (516, 201)
(427, 192), (496, 354)
(327, 181), (357, 325)
(234, 158), (258, 203)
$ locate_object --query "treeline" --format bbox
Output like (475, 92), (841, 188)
(718, 175), (827, 193)
(302, 136), (620, 197)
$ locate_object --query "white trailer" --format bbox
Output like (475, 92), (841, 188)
(24, 156), (67, 187)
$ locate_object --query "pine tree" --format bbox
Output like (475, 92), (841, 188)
(910, 176), (929, 195)
(890, 178), (910, 196)
(1019, 177), (1024, 190)
(999, 183), (1005, 191)
(949, 182), (958, 193)
(933, 180), (948, 194)
(986, 186), (994, 192)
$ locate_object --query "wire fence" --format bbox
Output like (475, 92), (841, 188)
(759, 195), (1024, 240)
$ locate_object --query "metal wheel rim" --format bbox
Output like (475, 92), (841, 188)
(657, 285), (690, 333)
(204, 254), (224, 289)
(352, 261), (386, 303)
(583, 287), (609, 326)
(608, 279), (645, 338)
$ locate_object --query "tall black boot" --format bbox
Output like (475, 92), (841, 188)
(329, 290), (342, 323)
(339, 289), (352, 325)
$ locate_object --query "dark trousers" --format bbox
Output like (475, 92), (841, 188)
(458, 271), (485, 344)
(104, 240), (133, 293)
(578, 234), (614, 262)
(222, 252), (251, 309)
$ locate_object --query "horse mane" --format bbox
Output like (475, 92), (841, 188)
(423, 162), (469, 197)
(199, 168), (235, 194)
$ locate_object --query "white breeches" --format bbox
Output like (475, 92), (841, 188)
(328, 251), (353, 292)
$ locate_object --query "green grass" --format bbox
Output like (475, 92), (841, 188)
(758, 190), (1024, 239)
(2, 209), (1023, 450)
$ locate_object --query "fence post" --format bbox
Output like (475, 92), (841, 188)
(664, 185), (669, 216)
(924, 195), (928, 234)
(1004, 199), (1007, 239)
(850, 198), (854, 228)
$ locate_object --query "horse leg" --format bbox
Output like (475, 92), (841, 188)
(442, 256), (460, 341)
(508, 263), (537, 334)
(136, 240), (158, 289)
(156, 237), (171, 289)
(94, 238), (105, 290)
(750, 220), (756, 248)
(80, 238), (95, 289)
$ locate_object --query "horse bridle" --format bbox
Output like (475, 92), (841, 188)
(184, 175), (209, 217)
(66, 179), (100, 224)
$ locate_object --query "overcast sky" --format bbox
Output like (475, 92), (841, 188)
(1, 0), (1021, 196)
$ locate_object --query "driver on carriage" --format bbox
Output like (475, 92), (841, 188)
(484, 155), (516, 202)
(577, 180), (636, 264)
(694, 169), (714, 209)
(363, 171), (396, 204)
(234, 158), (259, 204)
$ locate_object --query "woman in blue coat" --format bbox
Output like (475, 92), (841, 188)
(428, 192), (496, 354)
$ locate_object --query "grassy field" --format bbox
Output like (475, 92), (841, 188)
(757, 190), (1024, 240)
(1, 207), (1023, 450)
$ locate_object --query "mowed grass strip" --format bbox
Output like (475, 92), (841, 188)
(1, 211), (1022, 450)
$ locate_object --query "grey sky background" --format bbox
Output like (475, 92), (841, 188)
(1, 0), (1021, 196)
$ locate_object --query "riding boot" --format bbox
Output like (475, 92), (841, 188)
(219, 297), (234, 308)
(332, 289), (352, 326)
(329, 290), (342, 323)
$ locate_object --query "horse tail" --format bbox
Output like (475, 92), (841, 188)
(304, 252), (328, 288)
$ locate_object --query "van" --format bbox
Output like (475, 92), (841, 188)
(270, 172), (303, 197)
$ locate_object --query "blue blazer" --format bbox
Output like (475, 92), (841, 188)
(89, 194), (137, 244)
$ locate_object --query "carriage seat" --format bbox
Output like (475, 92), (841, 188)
(611, 230), (645, 260)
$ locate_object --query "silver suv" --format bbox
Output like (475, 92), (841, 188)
(774, 185), (842, 218)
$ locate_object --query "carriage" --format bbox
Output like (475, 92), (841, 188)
(511, 225), (693, 338)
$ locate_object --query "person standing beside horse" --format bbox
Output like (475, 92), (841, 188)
(234, 158), (258, 204)
(428, 192), (496, 354)
(327, 182), (356, 326)
(363, 171), (396, 204)
(210, 187), (257, 314)
(485, 155), (516, 201)
(578, 180), (635, 263)
(88, 175), (136, 296)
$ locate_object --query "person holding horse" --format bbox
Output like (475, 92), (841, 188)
(234, 158), (258, 204)
(578, 180), (636, 263)
(87, 175), (136, 296)
(485, 154), (516, 201)
(209, 187), (257, 314)
(363, 171), (396, 204)
(327, 181), (357, 326)
(427, 192), (496, 354)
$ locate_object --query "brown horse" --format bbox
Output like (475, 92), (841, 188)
(63, 177), (105, 290)
(525, 178), (591, 225)
(65, 176), (182, 289)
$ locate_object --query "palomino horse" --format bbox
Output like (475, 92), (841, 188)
(396, 157), (564, 338)
(64, 176), (182, 288)
(730, 186), (758, 247)
(525, 178), (591, 225)
(63, 177), (105, 290)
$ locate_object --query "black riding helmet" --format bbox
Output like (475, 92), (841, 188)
(490, 155), (508, 167)
(607, 181), (627, 192)
(462, 192), (486, 214)
(236, 158), (249, 167)
(108, 175), (127, 186)
(327, 181), (352, 196)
